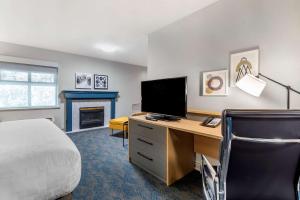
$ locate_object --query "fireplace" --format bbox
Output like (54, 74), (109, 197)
(79, 107), (104, 129)
(63, 91), (118, 132)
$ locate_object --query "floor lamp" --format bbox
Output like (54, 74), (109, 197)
(236, 73), (300, 109)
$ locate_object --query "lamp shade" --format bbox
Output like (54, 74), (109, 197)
(236, 74), (267, 97)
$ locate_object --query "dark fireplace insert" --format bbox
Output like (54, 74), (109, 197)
(79, 106), (104, 129)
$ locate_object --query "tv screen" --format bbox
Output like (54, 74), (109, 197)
(141, 77), (187, 117)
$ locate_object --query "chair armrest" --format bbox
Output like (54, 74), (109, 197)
(201, 155), (219, 200)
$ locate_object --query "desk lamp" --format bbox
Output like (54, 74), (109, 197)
(236, 73), (300, 109)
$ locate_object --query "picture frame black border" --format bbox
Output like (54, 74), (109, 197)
(94, 74), (108, 90)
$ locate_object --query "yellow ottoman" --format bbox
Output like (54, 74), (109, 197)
(109, 116), (128, 146)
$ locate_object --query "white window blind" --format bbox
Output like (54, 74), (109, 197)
(0, 61), (58, 109)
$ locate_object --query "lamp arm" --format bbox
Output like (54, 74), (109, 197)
(258, 73), (300, 109)
(258, 73), (289, 89)
(258, 73), (300, 94)
(290, 87), (300, 95)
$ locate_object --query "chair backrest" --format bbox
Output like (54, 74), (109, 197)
(220, 110), (300, 200)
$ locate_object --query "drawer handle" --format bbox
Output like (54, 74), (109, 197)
(137, 138), (153, 146)
(137, 152), (153, 161)
(138, 124), (153, 130)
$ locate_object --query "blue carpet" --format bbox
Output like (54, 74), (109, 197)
(68, 129), (204, 200)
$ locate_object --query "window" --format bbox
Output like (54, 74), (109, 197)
(0, 61), (58, 109)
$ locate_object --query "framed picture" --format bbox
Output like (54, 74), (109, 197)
(202, 69), (229, 96)
(94, 74), (108, 89)
(75, 73), (92, 89)
(230, 48), (259, 87)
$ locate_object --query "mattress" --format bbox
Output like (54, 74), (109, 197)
(0, 119), (81, 200)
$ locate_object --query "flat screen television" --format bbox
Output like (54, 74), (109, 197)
(141, 77), (187, 118)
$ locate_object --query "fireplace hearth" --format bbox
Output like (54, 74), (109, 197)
(79, 107), (104, 129)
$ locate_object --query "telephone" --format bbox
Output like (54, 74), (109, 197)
(201, 117), (221, 128)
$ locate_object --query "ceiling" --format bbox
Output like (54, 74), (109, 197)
(0, 0), (218, 66)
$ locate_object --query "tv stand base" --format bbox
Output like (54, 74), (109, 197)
(147, 114), (181, 121)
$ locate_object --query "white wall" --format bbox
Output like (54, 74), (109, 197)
(148, 0), (300, 111)
(0, 42), (147, 129)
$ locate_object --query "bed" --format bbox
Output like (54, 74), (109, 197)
(0, 119), (81, 200)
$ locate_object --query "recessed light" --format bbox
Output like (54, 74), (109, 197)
(95, 43), (121, 53)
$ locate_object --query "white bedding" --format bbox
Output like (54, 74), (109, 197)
(0, 119), (81, 200)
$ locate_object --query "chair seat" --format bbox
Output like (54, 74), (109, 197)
(109, 116), (128, 131)
(109, 116), (128, 124)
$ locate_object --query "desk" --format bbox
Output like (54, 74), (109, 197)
(128, 115), (222, 186)
(187, 108), (221, 117)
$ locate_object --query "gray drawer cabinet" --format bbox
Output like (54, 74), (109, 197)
(129, 120), (166, 144)
(129, 119), (167, 182)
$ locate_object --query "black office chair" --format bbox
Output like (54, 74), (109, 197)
(202, 110), (300, 200)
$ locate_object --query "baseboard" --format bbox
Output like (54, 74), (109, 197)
(194, 156), (219, 172)
(66, 126), (109, 134)
(194, 160), (201, 172)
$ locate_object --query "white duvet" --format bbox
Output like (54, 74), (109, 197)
(0, 119), (81, 200)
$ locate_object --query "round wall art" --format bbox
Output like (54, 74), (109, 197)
(202, 69), (228, 96)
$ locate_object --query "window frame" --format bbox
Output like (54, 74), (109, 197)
(0, 56), (60, 111)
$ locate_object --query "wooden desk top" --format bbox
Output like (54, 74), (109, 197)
(129, 115), (222, 140)
(187, 108), (221, 117)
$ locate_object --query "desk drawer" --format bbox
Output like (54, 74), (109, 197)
(130, 144), (166, 180)
(129, 119), (166, 144)
(130, 133), (166, 152)
(131, 135), (165, 160)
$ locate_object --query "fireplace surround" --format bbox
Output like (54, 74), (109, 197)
(62, 91), (119, 132)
